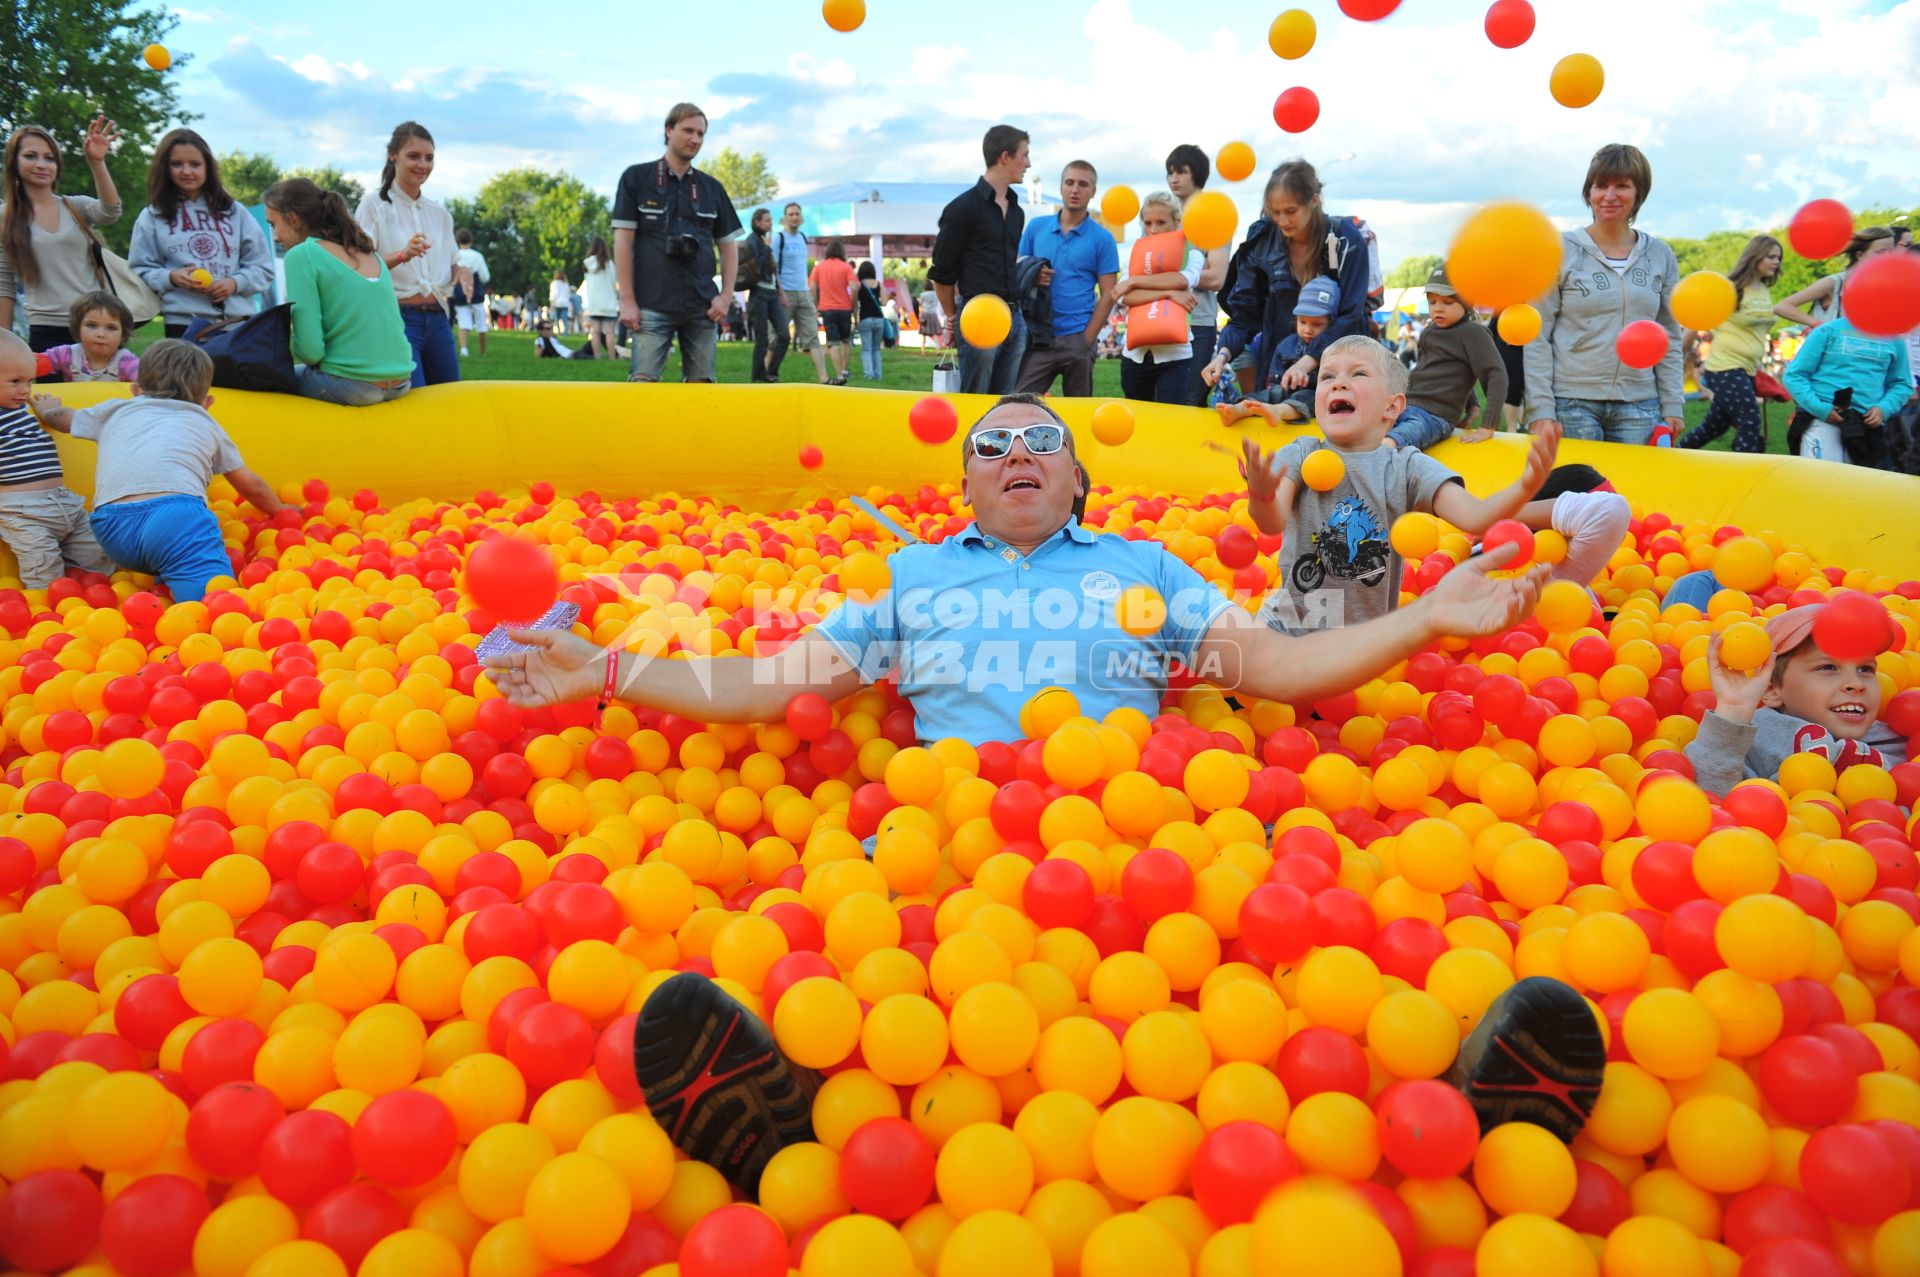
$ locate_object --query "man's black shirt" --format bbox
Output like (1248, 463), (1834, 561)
(611, 159), (743, 315)
(928, 177), (1024, 302)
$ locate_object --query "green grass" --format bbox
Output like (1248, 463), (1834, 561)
(131, 323), (1778, 452)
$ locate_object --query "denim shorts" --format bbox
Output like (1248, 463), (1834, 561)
(1553, 396), (1663, 446)
(630, 308), (719, 383)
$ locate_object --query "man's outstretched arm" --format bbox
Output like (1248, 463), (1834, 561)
(1197, 544), (1549, 706)
(482, 629), (869, 720)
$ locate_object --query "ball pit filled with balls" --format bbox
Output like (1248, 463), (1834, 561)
(2, 393), (1920, 1277)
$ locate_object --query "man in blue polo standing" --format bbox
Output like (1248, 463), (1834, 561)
(1016, 160), (1119, 398)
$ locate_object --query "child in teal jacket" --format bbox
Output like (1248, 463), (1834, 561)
(1783, 316), (1912, 467)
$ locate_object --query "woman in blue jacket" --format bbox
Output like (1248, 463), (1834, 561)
(1199, 160), (1371, 397)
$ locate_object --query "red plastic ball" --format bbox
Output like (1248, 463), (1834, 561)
(181, 1017), (266, 1095)
(1811, 590), (1893, 663)
(0, 1170), (103, 1274)
(1023, 858), (1096, 929)
(1615, 319), (1670, 370)
(1239, 883), (1314, 963)
(1338, 0), (1401, 17)
(1191, 1121), (1300, 1225)
(1273, 87), (1321, 133)
(1483, 0), (1534, 47)
(1757, 1036), (1859, 1128)
(186, 1081), (285, 1179)
(1842, 250), (1920, 337)
(1276, 1025), (1370, 1099)
(114, 973), (194, 1051)
(1482, 519), (1536, 568)
(1788, 199), (1854, 261)
(798, 444), (825, 470)
(301, 1182), (407, 1271)
(593, 1013), (644, 1104)
(1559, 1160), (1630, 1236)
(1741, 1238), (1847, 1277)
(839, 1117), (936, 1221)
(100, 1175), (209, 1277)
(1724, 1184), (1834, 1254)
(1120, 848), (1194, 923)
(908, 396), (959, 445)
(1375, 1080), (1480, 1178)
(680, 1204), (787, 1277)
(260, 1109), (356, 1206)
(465, 535), (559, 623)
(507, 1000), (595, 1092)
(1800, 1125), (1911, 1225)
(352, 1089), (457, 1187)
(1216, 525), (1257, 570)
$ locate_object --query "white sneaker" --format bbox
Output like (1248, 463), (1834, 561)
(459, 348), (469, 357)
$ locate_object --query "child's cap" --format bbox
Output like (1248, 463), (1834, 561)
(1763, 605), (1821, 657)
(1424, 265), (1458, 297)
(1294, 276), (1341, 318)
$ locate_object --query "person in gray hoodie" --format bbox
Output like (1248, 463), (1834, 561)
(1523, 144), (1684, 446)
(1685, 603), (1907, 798)
(127, 128), (275, 338)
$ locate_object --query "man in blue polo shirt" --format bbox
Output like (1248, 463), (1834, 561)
(484, 395), (1554, 746)
(1016, 161), (1119, 398)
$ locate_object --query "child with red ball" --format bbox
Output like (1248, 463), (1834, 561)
(1688, 602), (1908, 797)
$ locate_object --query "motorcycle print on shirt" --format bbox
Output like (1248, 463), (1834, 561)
(1290, 495), (1389, 593)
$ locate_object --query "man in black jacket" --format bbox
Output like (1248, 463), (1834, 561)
(929, 124), (1030, 396)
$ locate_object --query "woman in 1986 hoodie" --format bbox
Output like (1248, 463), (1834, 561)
(127, 129), (275, 338)
(1523, 144), (1683, 446)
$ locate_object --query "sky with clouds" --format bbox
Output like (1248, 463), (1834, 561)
(162, 0), (1920, 261)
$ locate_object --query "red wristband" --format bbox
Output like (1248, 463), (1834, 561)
(600, 648), (620, 707)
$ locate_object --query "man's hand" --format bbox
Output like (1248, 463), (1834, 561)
(1519, 420), (1561, 496)
(1424, 544), (1551, 638)
(706, 295), (729, 323)
(1279, 356), (1315, 391)
(1704, 631), (1774, 725)
(482, 629), (606, 708)
(1239, 437), (1289, 506)
(1036, 265), (1054, 288)
(620, 300), (642, 330)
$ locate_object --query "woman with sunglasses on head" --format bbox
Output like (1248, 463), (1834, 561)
(356, 121), (459, 387)
(0, 118), (125, 357)
(129, 128), (275, 339)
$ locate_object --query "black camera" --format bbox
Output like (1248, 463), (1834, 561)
(666, 233), (701, 263)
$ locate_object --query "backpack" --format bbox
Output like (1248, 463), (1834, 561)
(737, 236), (766, 291)
(1013, 255), (1053, 348)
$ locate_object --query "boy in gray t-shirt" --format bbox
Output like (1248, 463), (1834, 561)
(1240, 335), (1561, 633)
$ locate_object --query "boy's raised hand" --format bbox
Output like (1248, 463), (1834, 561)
(1238, 436), (1289, 506)
(1704, 631), (1774, 725)
(1520, 420), (1561, 496)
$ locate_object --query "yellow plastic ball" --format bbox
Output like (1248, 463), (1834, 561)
(1252, 1179), (1402, 1277)
(1267, 9), (1316, 59)
(1091, 401), (1136, 446)
(1449, 202), (1563, 312)
(1298, 448), (1346, 493)
(1550, 52), (1606, 108)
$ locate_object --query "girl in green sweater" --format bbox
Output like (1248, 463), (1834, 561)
(264, 178), (415, 407)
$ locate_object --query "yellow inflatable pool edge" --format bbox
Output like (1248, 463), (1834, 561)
(35, 381), (1920, 581)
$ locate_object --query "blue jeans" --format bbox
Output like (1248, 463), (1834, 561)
(293, 366), (411, 407)
(955, 300), (1027, 396)
(89, 495), (231, 603)
(631, 307), (719, 382)
(1187, 324), (1217, 407)
(400, 305), (461, 388)
(1389, 404), (1454, 451)
(859, 317), (887, 379)
(1121, 352), (1192, 403)
(1553, 396), (1662, 446)
(1667, 570), (1720, 612)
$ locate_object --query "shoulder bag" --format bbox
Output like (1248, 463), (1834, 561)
(61, 198), (162, 325)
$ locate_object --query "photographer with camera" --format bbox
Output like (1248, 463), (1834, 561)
(611, 103), (741, 383)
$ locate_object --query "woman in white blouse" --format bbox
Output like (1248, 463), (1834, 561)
(355, 121), (459, 387)
(548, 269), (575, 336)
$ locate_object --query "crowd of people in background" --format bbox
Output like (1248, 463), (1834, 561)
(1, 108), (1915, 472)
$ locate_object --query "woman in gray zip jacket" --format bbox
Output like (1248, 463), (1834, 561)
(1523, 144), (1684, 446)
